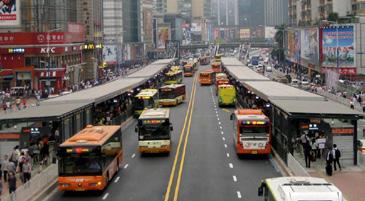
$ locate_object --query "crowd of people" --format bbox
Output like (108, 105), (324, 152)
(0, 138), (50, 198)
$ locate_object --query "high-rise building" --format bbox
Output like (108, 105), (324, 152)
(141, 0), (154, 50)
(103, 0), (123, 71)
(123, 0), (140, 43)
(264, 0), (289, 26)
(319, 0), (352, 20)
(238, 0), (265, 28)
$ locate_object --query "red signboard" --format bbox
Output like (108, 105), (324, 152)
(321, 67), (357, 75)
(0, 31), (85, 45)
(0, 45), (83, 55)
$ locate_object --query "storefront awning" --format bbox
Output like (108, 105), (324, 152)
(0, 69), (14, 79)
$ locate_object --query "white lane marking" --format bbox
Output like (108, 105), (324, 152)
(221, 131), (224, 135)
(102, 193), (109, 200)
(131, 153), (136, 158)
(217, 117), (220, 121)
(222, 137), (226, 141)
(227, 153), (230, 158)
(224, 144), (227, 148)
(114, 176), (120, 183)
(233, 175), (237, 182)
(216, 111), (218, 114)
(237, 191), (242, 199)
(219, 126), (223, 129)
(229, 163), (234, 168)
(218, 122), (221, 125)
(124, 164), (129, 169)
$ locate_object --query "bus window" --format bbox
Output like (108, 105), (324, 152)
(139, 120), (170, 140)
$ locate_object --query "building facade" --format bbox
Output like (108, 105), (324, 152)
(0, 0), (87, 92)
(264, 0), (289, 27)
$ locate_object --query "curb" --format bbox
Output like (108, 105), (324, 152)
(271, 148), (294, 177)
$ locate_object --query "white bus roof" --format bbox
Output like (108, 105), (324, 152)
(139, 108), (170, 120)
(265, 177), (343, 201)
(160, 84), (185, 89)
(135, 89), (158, 98)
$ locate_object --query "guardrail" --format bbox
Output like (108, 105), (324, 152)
(2, 164), (58, 201)
(287, 153), (310, 177)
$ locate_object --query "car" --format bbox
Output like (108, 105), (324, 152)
(300, 80), (311, 90)
(247, 64), (253, 69)
(291, 79), (300, 88)
(266, 66), (272, 72)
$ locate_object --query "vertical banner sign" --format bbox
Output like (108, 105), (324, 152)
(0, 0), (20, 26)
(157, 25), (170, 49)
(103, 45), (117, 65)
(322, 25), (355, 68)
(301, 28), (319, 64)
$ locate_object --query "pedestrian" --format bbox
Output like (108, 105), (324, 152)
(326, 149), (334, 176)
(332, 144), (342, 171)
(1, 155), (9, 182)
(304, 142), (312, 168)
(22, 159), (31, 183)
(15, 97), (21, 110)
(7, 171), (16, 195)
(0, 179), (3, 199)
(350, 101), (354, 109)
(21, 98), (27, 109)
(9, 146), (20, 167)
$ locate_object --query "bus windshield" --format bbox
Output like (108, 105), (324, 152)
(160, 90), (175, 99)
(240, 126), (268, 138)
(134, 98), (153, 110)
(59, 154), (102, 176)
(139, 121), (170, 140)
(200, 73), (210, 78)
(184, 67), (192, 72)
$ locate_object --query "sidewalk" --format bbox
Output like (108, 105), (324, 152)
(0, 97), (38, 114)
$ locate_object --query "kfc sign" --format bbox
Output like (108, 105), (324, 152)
(40, 47), (56, 54)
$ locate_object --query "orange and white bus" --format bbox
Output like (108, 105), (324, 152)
(183, 63), (195, 77)
(58, 125), (122, 191)
(200, 56), (210, 65)
(199, 70), (215, 85)
(211, 61), (222, 73)
(215, 73), (229, 94)
(230, 109), (271, 155)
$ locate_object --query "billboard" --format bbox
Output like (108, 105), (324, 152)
(0, 0), (20, 26)
(287, 29), (300, 63)
(301, 28), (319, 64)
(103, 45), (117, 65)
(265, 27), (276, 39)
(239, 28), (250, 39)
(0, 31), (85, 45)
(191, 23), (202, 33)
(157, 25), (170, 49)
(322, 25), (355, 68)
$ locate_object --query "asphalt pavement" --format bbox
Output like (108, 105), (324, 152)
(46, 64), (280, 201)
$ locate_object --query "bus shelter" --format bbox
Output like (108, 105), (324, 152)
(222, 57), (363, 165)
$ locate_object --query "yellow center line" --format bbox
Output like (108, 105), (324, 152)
(164, 75), (197, 201)
(173, 75), (198, 201)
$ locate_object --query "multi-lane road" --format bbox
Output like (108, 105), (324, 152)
(47, 64), (280, 201)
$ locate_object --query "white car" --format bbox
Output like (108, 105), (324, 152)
(247, 64), (253, 68)
(266, 66), (272, 72)
(300, 80), (311, 90)
(291, 79), (300, 88)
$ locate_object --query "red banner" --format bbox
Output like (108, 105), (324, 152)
(0, 45), (83, 55)
(321, 67), (357, 75)
(0, 31), (85, 45)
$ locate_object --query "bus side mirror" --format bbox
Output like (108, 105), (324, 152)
(170, 126), (173, 131)
(258, 182), (265, 196)
(135, 127), (138, 133)
(230, 113), (234, 120)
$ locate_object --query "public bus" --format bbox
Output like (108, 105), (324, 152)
(183, 63), (195, 77)
(258, 177), (343, 201)
(211, 61), (222, 73)
(158, 84), (186, 107)
(230, 109), (271, 155)
(199, 70), (215, 85)
(135, 108), (173, 154)
(218, 84), (236, 107)
(134, 89), (159, 117)
(200, 56), (210, 65)
(58, 125), (122, 191)
(170, 65), (181, 72)
(164, 70), (183, 84)
(215, 73), (229, 94)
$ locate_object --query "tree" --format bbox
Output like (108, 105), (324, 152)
(327, 12), (339, 23)
(272, 24), (286, 63)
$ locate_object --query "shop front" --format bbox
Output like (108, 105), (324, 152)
(0, 69), (14, 90)
(35, 69), (66, 94)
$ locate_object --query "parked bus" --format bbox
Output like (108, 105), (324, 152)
(258, 177), (343, 201)
(135, 108), (173, 154)
(218, 84), (236, 107)
(215, 73), (229, 94)
(158, 84), (186, 107)
(211, 61), (222, 73)
(199, 70), (215, 85)
(214, 54), (223, 62)
(200, 56), (210, 65)
(165, 70), (183, 84)
(183, 63), (196, 77)
(134, 89), (159, 117)
(230, 109), (271, 155)
(58, 125), (122, 191)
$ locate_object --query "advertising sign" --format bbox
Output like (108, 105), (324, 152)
(239, 28), (250, 39)
(301, 28), (319, 64)
(287, 29), (300, 63)
(0, 32), (85, 45)
(103, 45), (117, 65)
(265, 27), (276, 39)
(0, 0), (20, 26)
(191, 23), (202, 33)
(322, 25), (355, 68)
(157, 25), (170, 49)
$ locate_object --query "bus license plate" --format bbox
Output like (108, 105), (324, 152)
(251, 151), (257, 154)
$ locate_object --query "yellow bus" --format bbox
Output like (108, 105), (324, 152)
(134, 89), (159, 117)
(159, 84), (186, 107)
(135, 108), (173, 154)
(58, 125), (122, 191)
(218, 84), (236, 107)
(164, 70), (183, 84)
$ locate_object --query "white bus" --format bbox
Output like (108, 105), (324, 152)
(258, 177), (343, 201)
